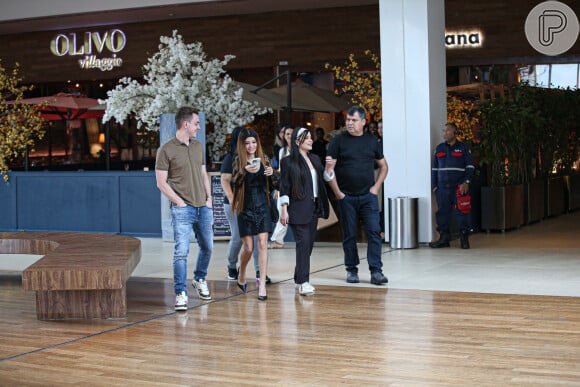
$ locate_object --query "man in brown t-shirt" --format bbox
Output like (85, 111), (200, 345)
(155, 106), (213, 311)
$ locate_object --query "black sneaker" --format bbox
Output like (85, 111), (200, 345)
(346, 271), (360, 283)
(227, 267), (238, 280)
(370, 271), (388, 285)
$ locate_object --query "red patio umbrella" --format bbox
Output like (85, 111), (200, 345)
(6, 93), (103, 120)
(5, 93), (104, 167)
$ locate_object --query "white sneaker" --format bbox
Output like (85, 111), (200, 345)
(298, 282), (315, 296)
(192, 279), (212, 300)
(175, 291), (188, 311)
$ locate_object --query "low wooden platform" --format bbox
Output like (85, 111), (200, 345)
(0, 232), (141, 320)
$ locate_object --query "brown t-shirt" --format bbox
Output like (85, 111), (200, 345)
(155, 137), (207, 207)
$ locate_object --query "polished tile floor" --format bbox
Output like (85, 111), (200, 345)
(135, 210), (580, 297)
(5, 211), (580, 297)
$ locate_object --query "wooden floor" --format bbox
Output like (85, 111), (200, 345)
(1, 274), (580, 385)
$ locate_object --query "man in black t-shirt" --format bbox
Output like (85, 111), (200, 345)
(311, 127), (327, 161)
(325, 106), (389, 285)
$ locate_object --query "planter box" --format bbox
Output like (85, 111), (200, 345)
(524, 179), (545, 224)
(545, 176), (566, 217)
(564, 174), (580, 211)
(481, 184), (524, 232)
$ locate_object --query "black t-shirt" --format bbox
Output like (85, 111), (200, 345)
(312, 139), (327, 160)
(326, 132), (384, 196)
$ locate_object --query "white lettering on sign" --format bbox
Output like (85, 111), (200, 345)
(445, 30), (483, 49)
(50, 29), (126, 71)
(79, 54), (124, 71)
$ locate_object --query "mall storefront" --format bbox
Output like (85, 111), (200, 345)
(1, 0), (578, 172)
(0, 0), (578, 237)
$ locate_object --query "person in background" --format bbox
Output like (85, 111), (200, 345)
(429, 122), (474, 249)
(279, 128), (330, 296)
(367, 121), (378, 137)
(155, 107), (214, 311)
(220, 127), (269, 284)
(325, 105), (389, 286)
(232, 129), (274, 301)
(269, 126), (294, 249)
(271, 123), (288, 170)
(311, 127), (327, 161)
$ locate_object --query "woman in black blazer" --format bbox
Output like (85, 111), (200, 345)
(279, 128), (331, 296)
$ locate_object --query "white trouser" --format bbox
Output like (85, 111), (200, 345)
(270, 198), (287, 244)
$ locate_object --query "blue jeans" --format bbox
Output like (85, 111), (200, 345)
(337, 192), (383, 274)
(224, 203), (259, 273)
(171, 205), (214, 295)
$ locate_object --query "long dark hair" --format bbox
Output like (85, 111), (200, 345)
(231, 128), (270, 213)
(285, 127), (311, 200)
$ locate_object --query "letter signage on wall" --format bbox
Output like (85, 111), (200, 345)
(49, 29), (126, 71)
(445, 30), (483, 49)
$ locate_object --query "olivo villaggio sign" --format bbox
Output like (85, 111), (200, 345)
(50, 29), (126, 71)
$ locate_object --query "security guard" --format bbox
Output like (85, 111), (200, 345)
(430, 122), (474, 249)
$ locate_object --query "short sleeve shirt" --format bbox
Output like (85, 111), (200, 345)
(326, 132), (384, 195)
(155, 137), (207, 207)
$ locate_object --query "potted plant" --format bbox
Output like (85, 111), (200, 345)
(510, 84), (545, 224)
(477, 91), (525, 231)
(536, 87), (579, 217)
(553, 88), (580, 212)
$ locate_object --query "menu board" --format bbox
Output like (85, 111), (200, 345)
(210, 172), (231, 240)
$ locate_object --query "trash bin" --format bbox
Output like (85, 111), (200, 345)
(389, 197), (418, 249)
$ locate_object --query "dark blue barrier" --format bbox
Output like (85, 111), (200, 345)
(0, 171), (161, 236)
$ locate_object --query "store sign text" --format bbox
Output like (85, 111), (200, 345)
(445, 30), (483, 49)
(50, 29), (126, 71)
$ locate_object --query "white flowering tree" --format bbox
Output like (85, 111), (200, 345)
(101, 30), (269, 161)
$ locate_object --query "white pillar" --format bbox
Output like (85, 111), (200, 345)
(380, 0), (446, 243)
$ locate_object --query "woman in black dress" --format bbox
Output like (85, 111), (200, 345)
(232, 129), (274, 301)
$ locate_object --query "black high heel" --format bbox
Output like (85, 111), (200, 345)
(237, 282), (247, 293)
(257, 287), (267, 301)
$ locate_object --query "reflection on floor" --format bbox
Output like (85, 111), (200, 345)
(1, 211), (579, 384)
(133, 210), (580, 297)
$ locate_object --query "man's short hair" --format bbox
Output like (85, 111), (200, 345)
(175, 106), (198, 129)
(347, 105), (367, 121)
(445, 122), (458, 133)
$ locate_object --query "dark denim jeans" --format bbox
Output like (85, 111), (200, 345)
(171, 205), (214, 295)
(337, 192), (383, 274)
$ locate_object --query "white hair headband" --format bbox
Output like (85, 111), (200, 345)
(297, 127), (309, 138)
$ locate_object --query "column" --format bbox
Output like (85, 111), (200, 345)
(380, 0), (446, 243)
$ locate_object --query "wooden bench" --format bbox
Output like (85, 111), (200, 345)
(0, 232), (141, 320)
